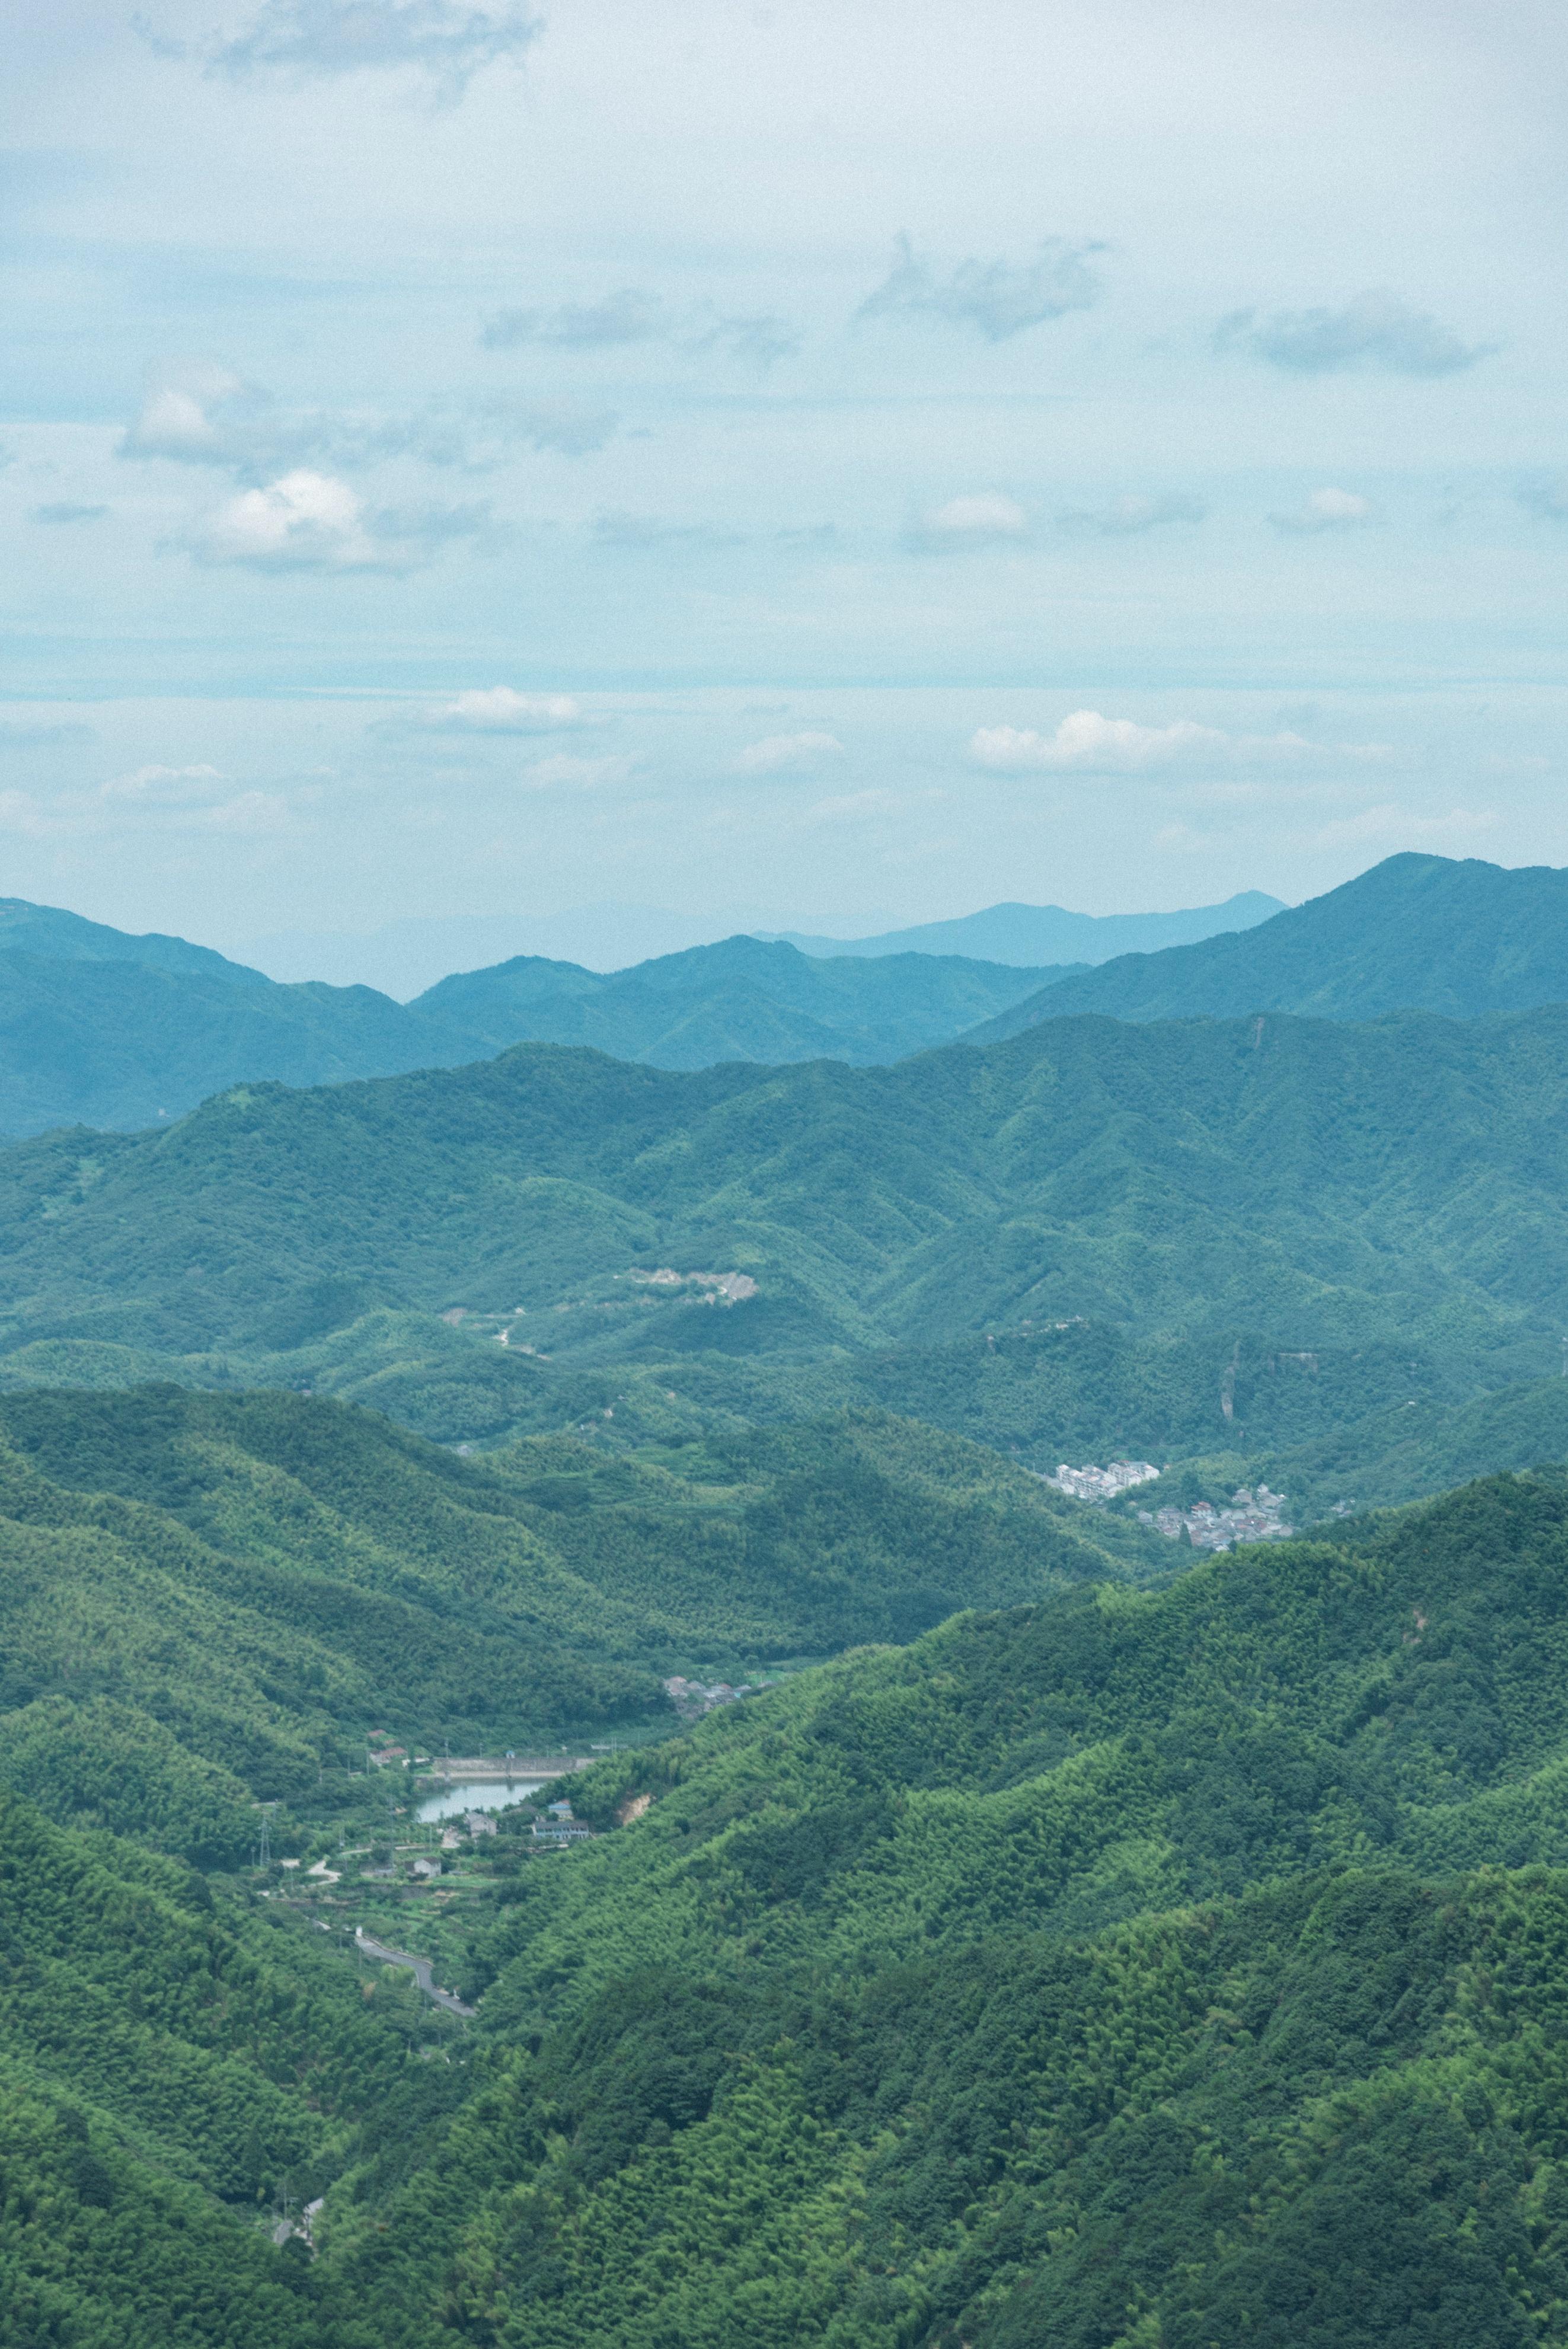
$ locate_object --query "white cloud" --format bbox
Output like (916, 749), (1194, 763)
(969, 710), (1319, 775)
(1270, 486), (1377, 535)
(915, 493), (1029, 550)
(187, 469), (386, 569)
(421, 688), (583, 733)
(858, 234), (1102, 340)
(181, 470), (492, 572)
(733, 731), (845, 774)
(522, 753), (634, 790)
(122, 368), (248, 462)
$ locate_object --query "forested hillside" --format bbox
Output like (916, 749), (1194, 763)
(0, 1783), (445, 2348)
(0, 1385), (1152, 1860)
(1, 1002), (1566, 1501)
(283, 1465), (1568, 2345)
(975, 851), (1568, 1035)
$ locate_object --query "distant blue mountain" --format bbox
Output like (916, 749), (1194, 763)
(765, 891), (1286, 968)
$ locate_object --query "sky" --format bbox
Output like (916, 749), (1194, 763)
(4, 0), (1566, 971)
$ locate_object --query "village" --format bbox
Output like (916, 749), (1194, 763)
(1046, 1458), (1296, 1552)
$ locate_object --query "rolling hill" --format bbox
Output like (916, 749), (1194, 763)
(1, 1004), (1566, 1493)
(0, 1384), (1154, 1862)
(973, 851), (1568, 1036)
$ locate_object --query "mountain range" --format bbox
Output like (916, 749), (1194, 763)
(4, 985), (1568, 1509)
(0, 923), (1059, 1141)
(10, 853), (1568, 1143)
(771, 886), (1283, 965)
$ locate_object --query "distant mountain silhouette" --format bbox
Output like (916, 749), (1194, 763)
(767, 890), (1285, 967)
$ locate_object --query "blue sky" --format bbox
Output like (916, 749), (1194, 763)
(4, 0), (1566, 964)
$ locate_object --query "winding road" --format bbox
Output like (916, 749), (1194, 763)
(355, 1928), (476, 2016)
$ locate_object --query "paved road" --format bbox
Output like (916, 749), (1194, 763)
(355, 1928), (476, 2016)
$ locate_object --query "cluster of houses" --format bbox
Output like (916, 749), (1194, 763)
(1045, 1459), (1161, 1502)
(663, 1674), (764, 1721)
(1141, 1486), (1294, 1552)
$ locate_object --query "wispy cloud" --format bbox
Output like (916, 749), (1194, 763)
(182, 469), (496, 572)
(31, 502), (109, 526)
(858, 234), (1102, 341)
(1058, 493), (1206, 535)
(1216, 290), (1492, 377)
(1269, 486), (1377, 535)
(202, 0), (540, 99)
(481, 290), (798, 369)
(970, 710), (1314, 775)
(911, 493), (1029, 550)
(733, 732), (844, 775)
(121, 365), (616, 479)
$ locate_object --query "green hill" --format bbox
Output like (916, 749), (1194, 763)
(292, 1464), (1568, 2345)
(973, 852), (1568, 1036)
(413, 934), (1056, 1068)
(2, 1004), (1566, 1494)
(0, 1386), (1152, 1860)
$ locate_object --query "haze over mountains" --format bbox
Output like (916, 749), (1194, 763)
(7, 853), (1568, 1142)
(772, 888), (1284, 966)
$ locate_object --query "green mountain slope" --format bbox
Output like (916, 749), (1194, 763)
(2, 1006), (1566, 1471)
(413, 934), (1058, 1067)
(298, 1466), (1568, 2346)
(0, 1782), (449, 2349)
(0, 1386), (1151, 1859)
(973, 851), (1568, 1036)
(771, 887), (1284, 965)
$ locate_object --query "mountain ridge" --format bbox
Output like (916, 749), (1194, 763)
(971, 851), (1568, 1035)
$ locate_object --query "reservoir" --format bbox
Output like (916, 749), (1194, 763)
(416, 1778), (547, 1823)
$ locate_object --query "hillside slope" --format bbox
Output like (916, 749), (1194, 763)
(303, 1466), (1568, 2347)
(974, 852), (1568, 1036)
(0, 1386), (1151, 1860)
(2, 1006), (1564, 1396)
